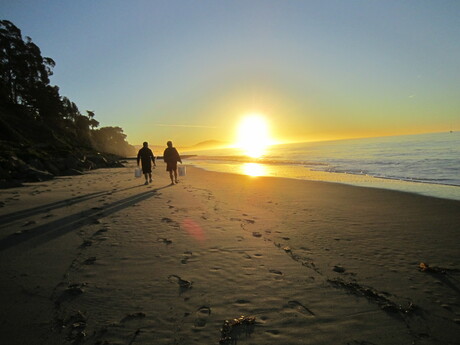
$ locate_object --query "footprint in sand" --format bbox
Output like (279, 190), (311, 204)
(269, 269), (283, 275)
(158, 238), (172, 245)
(83, 257), (97, 265)
(168, 275), (193, 290)
(56, 283), (87, 303)
(194, 306), (211, 328)
(80, 240), (93, 248)
(286, 300), (315, 316)
(252, 232), (262, 238)
(181, 252), (193, 264)
(234, 299), (250, 305)
(22, 220), (36, 227)
(93, 228), (109, 236)
(121, 312), (146, 323)
(333, 265), (346, 273)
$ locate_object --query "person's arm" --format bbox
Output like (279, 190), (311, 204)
(137, 151), (141, 166)
(175, 148), (182, 164)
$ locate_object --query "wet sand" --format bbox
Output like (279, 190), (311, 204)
(0, 161), (459, 345)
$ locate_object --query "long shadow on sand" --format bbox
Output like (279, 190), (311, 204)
(0, 185), (143, 227)
(0, 185), (172, 251)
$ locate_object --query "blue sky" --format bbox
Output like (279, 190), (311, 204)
(2, 1), (459, 146)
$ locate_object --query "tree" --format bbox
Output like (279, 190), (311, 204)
(1, 20), (135, 157)
(86, 110), (99, 129)
(91, 126), (136, 157)
(0, 20), (55, 107)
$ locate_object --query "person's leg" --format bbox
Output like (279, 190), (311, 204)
(149, 173), (152, 182)
(169, 170), (174, 184)
(174, 168), (178, 183)
(144, 173), (148, 185)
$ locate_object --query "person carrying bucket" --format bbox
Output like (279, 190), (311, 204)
(163, 141), (182, 185)
(137, 141), (156, 185)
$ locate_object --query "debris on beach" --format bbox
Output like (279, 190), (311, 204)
(219, 315), (256, 344)
(328, 279), (416, 315)
(419, 262), (448, 274)
(62, 310), (87, 345)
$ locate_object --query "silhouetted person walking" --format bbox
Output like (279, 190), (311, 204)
(137, 142), (156, 185)
(163, 141), (182, 185)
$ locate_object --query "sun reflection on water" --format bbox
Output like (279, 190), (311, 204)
(241, 163), (267, 177)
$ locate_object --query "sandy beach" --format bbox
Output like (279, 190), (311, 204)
(0, 161), (459, 345)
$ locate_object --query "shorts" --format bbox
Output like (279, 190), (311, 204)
(141, 162), (152, 174)
(166, 162), (177, 172)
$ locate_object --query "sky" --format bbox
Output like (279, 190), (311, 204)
(2, 0), (459, 147)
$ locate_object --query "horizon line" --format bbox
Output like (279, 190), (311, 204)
(154, 123), (218, 129)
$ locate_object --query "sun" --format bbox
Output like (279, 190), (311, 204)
(236, 114), (271, 158)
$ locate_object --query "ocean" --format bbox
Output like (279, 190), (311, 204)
(183, 132), (460, 201)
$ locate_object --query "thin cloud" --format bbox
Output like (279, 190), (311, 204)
(154, 123), (218, 129)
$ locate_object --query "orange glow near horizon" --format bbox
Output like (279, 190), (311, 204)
(235, 114), (272, 158)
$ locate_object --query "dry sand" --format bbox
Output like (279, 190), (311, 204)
(0, 161), (459, 345)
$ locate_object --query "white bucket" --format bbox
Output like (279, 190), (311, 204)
(134, 167), (142, 178)
(178, 165), (186, 177)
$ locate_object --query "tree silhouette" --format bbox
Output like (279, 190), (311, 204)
(0, 20), (136, 157)
(0, 20), (55, 108)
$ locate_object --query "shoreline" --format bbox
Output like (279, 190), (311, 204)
(184, 159), (460, 201)
(1, 161), (459, 344)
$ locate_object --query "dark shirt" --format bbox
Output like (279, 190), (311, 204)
(163, 147), (181, 163)
(137, 147), (155, 166)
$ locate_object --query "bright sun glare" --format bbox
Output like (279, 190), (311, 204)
(236, 114), (271, 158)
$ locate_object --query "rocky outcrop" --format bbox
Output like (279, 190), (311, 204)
(0, 143), (125, 188)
